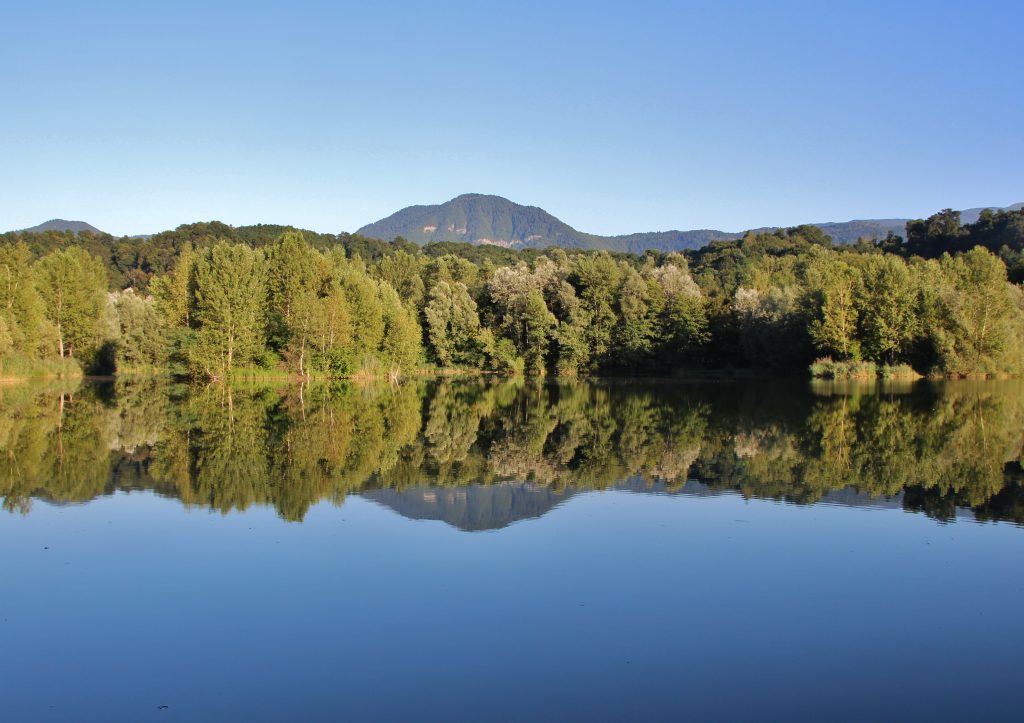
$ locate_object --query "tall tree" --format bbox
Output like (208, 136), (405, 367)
(266, 231), (324, 351)
(804, 254), (861, 360)
(192, 243), (268, 378)
(424, 281), (485, 367)
(111, 291), (167, 370)
(931, 248), (1024, 374)
(33, 247), (108, 362)
(0, 242), (51, 357)
(855, 255), (918, 364)
(375, 250), (426, 308)
(378, 284), (422, 376)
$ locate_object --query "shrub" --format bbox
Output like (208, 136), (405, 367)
(809, 357), (877, 380)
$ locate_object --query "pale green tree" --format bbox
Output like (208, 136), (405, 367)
(266, 231), (324, 351)
(424, 280), (485, 367)
(111, 291), (167, 370)
(34, 247), (108, 361)
(375, 250), (426, 308)
(0, 242), (51, 357)
(932, 248), (1024, 374)
(378, 283), (422, 375)
(570, 253), (622, 368)
(855, 255), (918, 364)
(804, 254), (861, 360)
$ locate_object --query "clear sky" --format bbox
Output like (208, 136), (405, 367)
(2, 0), (1021, 237)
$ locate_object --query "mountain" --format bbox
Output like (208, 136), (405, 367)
(960, 202), (1024, 225)
(17, 219), (105, 234)
(357, 193), (588, 248)
(13, 200), (1022, 255)
(358, 195), (1023, 253)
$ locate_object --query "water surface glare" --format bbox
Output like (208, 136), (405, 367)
(1, 378), (1022, 721)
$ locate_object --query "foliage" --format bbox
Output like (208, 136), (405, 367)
(191, 242), (268, 378)
(1, 210), (1023, 380)
(809, 357), (877, 380)
(33, 246), (109, 369)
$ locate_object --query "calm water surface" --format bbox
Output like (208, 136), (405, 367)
(1, 378), (1022, 721)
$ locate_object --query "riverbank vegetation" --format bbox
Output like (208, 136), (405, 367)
(1, 207), (1022, 380)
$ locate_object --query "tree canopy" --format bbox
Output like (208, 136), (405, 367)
(1, 208), (1023, 380)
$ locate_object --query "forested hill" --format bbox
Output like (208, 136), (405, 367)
(357, 194), (1023, 251)
(2, 205), (1024, 382)
(961, 202), (1024, 224)
(12, 200), (1021, 256)
(18, 219), (104, 234)
(357, 193), (589, 247)
(356, 193), (738, 250)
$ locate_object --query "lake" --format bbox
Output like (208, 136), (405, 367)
(1, 377), (1022, 721)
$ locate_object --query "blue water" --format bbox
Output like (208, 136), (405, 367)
(2, 486), (1021, 721)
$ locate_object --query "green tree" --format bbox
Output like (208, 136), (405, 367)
(33, 246), (108, 362)
(931, 248), (1024, 375)
(522, 289), (556, 374)
(308, 280), (353, 375)
(111, 291), (167, 370)
(424, 281), (485, 367)
(150, 244), (194, 329)
(191, 243), (268, 378)
(0, 242), (51, 358)
(378, 284), (423, 376)
(804, 254), (861, 360)
(615, 267), (655, 366)
(375, 250), (426, 308)
(266, 231), (324, 352)
(571, 253), (622, 368)
(336, 263), (385, 372)
(855, 255), (918, 364)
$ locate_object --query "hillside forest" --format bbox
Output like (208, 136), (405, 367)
(1, 207), (1023, 381)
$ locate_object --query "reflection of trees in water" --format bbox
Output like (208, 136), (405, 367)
(1, 378), (1023, 525)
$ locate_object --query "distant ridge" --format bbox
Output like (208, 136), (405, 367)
(358, 195), (1024, 252)
(960, 202), (1024, 225)
(10, 200), (1023, 255)
(18, 219), (104, 235)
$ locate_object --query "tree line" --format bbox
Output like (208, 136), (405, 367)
(1, 207), (1022, 379)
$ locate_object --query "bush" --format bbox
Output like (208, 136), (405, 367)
(809, 357), (877, 380)
(878, 363), (922, 380)
(488, 338), (524, 375)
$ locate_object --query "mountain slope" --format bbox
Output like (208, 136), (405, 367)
(960, 202), (1024, 225)
(357, 193), (587, 247)
(359, 196), (1023, 252)
(18, 219), (105, 234)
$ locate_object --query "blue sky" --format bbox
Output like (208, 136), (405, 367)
(1, 0), (1021, 236)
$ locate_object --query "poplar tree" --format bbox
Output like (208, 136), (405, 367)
(33, 246), (108, 362)
(192, 243), (268, 378)
(378, 284), (422, 375)
(0, 242), (50, 358)
(805, 254), (861, 360)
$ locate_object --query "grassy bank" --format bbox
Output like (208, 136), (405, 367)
(810, 357), (924, 381)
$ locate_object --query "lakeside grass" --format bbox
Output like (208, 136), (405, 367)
(810, 357), (925, 381)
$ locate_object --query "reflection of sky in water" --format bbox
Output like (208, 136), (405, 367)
(1, 489), (1022, 721)
(2, 378), (1024, 719)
